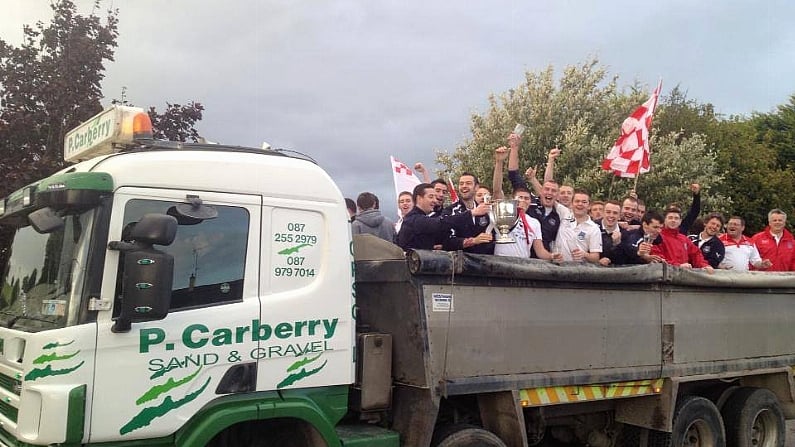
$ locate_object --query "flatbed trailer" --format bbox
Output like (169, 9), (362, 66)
(353, 234), (795, 446)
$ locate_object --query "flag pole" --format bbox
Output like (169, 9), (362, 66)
(608, 174), (616, 200)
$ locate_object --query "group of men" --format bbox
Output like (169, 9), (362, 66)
(394, 131), (795, 273)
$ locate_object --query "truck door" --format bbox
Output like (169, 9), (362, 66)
(89, 187), (261, 443)
(254, 199), (355, 392)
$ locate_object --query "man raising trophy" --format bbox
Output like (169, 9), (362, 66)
(491, 198), (520, 244)
(490, 132), (556, 260)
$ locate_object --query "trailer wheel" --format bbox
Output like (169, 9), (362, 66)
(648, 395), (725, 447)
(431, 424), (508, 447)
(721, 387), (785, 447)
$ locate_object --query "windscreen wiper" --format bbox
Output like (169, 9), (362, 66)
(0, 310), (17, 328)
(6, 314), (58, 329)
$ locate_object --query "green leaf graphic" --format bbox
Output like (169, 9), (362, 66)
(32, 350), (80, 364)
(120, 377), (211, 435)
(286, 353), (322, 372)
(149, 364), (181, 380)
(277, 243), (311, 255)
(136, 367), (202, 405)
(25, 361), (85, 381)
(277, 360), (327, 389)
(43, 340), (74, 350)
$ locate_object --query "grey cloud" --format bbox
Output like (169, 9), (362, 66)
(3, 0), (795, 213)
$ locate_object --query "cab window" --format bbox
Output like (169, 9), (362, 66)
(114, 199), (249, 312)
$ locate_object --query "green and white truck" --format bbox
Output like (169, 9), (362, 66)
(1, 106), (795, 447)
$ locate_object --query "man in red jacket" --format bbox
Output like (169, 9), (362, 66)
(651, 205), (714, 272)
(751, 209), (795, 271)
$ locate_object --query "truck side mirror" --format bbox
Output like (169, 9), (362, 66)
(28, 207), (65, 234)
(109, 214), (177, 333)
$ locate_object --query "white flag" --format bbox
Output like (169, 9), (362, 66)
(390, 156), (421, 227)
(390, 156), (421, 199)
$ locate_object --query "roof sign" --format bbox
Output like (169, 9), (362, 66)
(64, 106), (153, 162)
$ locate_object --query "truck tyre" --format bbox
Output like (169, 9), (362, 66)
(721, 387), (785, 447)
(647, 395), (725, 447)
(431, 424), (508, 447)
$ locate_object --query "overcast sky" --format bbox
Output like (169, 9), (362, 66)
(3, 1), (794, 218)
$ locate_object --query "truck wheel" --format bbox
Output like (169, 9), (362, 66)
(648, 395), (726, 447)
(721, 387), (784, 447)
(431, 424), (508, 447)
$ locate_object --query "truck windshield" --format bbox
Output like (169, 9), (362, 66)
(0, 210), (93, 332)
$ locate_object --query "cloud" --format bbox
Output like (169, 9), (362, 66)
(3, 0), (794, 214)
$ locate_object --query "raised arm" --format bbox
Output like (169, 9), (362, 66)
(492, 146), (508, 200)
(507, 132), (521, 172)
(680, 183), (701, 235)
(544, 148), (560, 183)
(414, 162), (431, 183)
(525, 165), (543, 197)
(506, 132), (530, 192)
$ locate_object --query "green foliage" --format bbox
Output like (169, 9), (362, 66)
(631, 132), (728, 213)
(654, 85), (720, 142)
(753, 94), (795, 170)
(437, 58), (728, 213)
(715, 118), (795, 232)
(438, 59), (644, 192)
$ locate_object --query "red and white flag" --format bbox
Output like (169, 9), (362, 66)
(602, 80), (662, 178)
(446, 176), (459, 203)
(390, 155), (421, 201)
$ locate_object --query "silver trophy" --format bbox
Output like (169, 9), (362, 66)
(491, 199), (520, 244)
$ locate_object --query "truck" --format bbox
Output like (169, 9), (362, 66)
(0, 105), (793, 447)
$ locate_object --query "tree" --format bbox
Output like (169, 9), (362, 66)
(437, 58), (728, 211)
(148, 102), (205, 142)
(0, 0), (119, 197)
(654, 85), (720, 144)
(715, 117), (795, 233)
(0, 1), (205, 269)
(0, 0), (207, 200)
(753, 94), (795, 170)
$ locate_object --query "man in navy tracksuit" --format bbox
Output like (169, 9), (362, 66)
(398, 183), (491, 252)
(687, 212), (726, 269)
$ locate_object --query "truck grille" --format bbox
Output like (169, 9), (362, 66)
(0, 400), (17, 423)
(0, 374), (21, 396)
(0, 425), (15, 447)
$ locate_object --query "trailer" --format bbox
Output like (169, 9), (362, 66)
(352, 234), (795, 447)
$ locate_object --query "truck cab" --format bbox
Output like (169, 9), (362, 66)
(0, 106), (360, 446)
